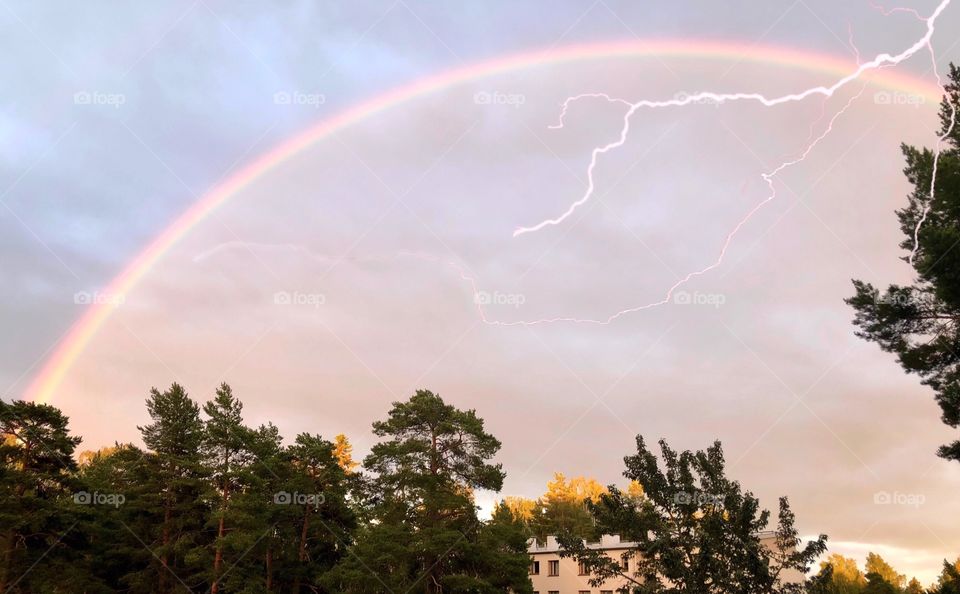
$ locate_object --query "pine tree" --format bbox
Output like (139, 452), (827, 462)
(200, 383), (257, 593)
(324, 389), (530, 593)
(0, 400), (83, 593)
(846, 63), (960, 462)
(280, 433), (356, 593)
(77, 443), (154, 593)
(137, 383), (207, 592)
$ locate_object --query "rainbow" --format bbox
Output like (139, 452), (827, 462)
(26, 39), (943, 405)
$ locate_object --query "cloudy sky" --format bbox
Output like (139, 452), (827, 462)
(3, 0), (959, 584)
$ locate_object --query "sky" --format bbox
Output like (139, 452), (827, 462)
(2, 0), (960, 585)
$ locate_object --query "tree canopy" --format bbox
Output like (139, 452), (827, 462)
(555, 436), (827, 594)
(846, 63), (960, 462)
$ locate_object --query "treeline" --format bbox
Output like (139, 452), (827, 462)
(811, 554), (960, 594)
(3, 385), (959, 593)
(0, 386), (531, 593)
(505, 475), (960, 593)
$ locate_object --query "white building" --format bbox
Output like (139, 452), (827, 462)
(527, 533), (804, 593)
(528, 535), (638, 594)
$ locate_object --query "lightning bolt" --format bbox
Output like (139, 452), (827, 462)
(484, 85), (871, 325)
(517, 0), (950, 238)
(205, 3), (954, 327)
(909, 32), (957, 264)
(867, 1), (958, 265)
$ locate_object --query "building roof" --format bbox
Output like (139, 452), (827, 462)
(528, 534), (637, 553)
(527, 531), (781, 554)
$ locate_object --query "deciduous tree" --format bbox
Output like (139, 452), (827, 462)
(557, 436), (827, 593)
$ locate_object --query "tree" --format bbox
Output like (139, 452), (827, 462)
(533, 473), (604, 540)
(863, 572), (899, 594)
(453, 502), (533, 594)
(324, 389), (530, 593)
(905, 577), (925, 594)
(280, 433), (356, 593)
(0, 400), (83, 593)
(503, 475), (642, 542)
(502, 495), (537, 523)
(813, 554), (866, 594)
(846, 63), (960, 462)
(137, 383), (207, 592)
(77, 442), (155, 593)
(931, 559), (960, 594)
(865, 552), (905, 590)
(556, 436), (827, 593)
(199, 383), (259, 593)
(332, 433), (358, 474)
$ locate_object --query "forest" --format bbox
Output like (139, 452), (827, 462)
(2, 385), (958, 593)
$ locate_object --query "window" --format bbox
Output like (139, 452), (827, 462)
(529, 560), (540, 575)
(601, 591), (614, 594)
(578, 560), (590, 575)
(579, 591), (591, 594)
(621, 558), (629, 572)
(548, 560), (560, 576)
(548, 591), (559, 594)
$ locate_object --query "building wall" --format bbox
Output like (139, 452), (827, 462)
(528, 535), (636, 594)
(526, 533), (804, 593)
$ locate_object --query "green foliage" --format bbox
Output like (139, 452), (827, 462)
(931, 559), (960, 594)
(812, 554), (866, 594)
(863, 572), (899, 594)
(1, 387), (530, 593)
(846, 63), (960, 462)
(906, 577), (925, 594)
(808, 552), (937, 594)
(323, 389), (529, 594)
(865, 552), (906, 590)
(135, 383), (207, 592)
(0, 400), (84, 593)
(3, 388), (951, 593)
(556, 436), (827, 593)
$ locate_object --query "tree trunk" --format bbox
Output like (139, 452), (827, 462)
(265, 547), (273, 591)
(292, 508), (310, 593)
(1, 442), (29, 591)
(211, 480), (229, 593)
(161, 497), (171, 593)
(211, 514), (224, 593)
(425, 428), (439, 594)
(0, 528), (14, 593)
(212, 450), (231, 593)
